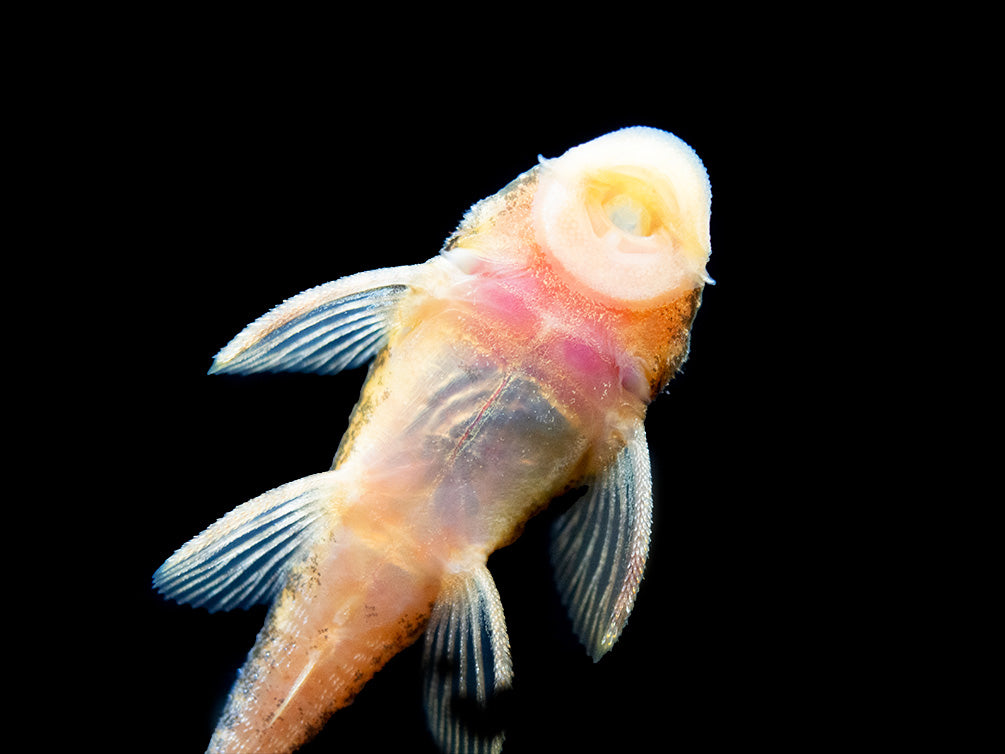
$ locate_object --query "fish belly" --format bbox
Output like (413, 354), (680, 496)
(207, 288), (638, 752)
(336, 312), (608, 556)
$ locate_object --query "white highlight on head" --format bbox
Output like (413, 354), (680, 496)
(532, 127), (712, 307)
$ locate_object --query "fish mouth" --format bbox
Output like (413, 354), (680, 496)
(531, 127), (712, 309)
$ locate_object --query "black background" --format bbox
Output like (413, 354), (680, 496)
(56, 12), (920, 754)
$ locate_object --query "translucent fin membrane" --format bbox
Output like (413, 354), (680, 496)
(551, 424), (653, 660)
(423, 565), (513, 754)
(210, 265), (422, 375)
(153, 471), (337, 612)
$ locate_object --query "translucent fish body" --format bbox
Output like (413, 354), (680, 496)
(155, 126), (712, 753)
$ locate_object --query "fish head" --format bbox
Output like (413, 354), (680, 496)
(440, 127), (712, 399)
(532, 126), (712, 309)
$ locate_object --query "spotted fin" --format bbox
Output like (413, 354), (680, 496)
(550, 422), (653, 661)
(423, 564), (513, 754)
(152, 471), (338, 612)
(209, 265), (423, 375)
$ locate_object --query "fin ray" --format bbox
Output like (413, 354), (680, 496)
(209, 265), (423, 375)
(551, 422), (653, 661)
(153, 471), (338, 612)
(423, 564), (512, 754)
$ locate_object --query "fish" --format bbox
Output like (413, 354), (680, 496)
(154, 125), (713, 754)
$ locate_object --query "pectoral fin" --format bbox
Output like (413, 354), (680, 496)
(423, 564), (513, 754)
(550, 422), (653, 661)
(209, 265), (423, 375)
(153, 471), (338, 611)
